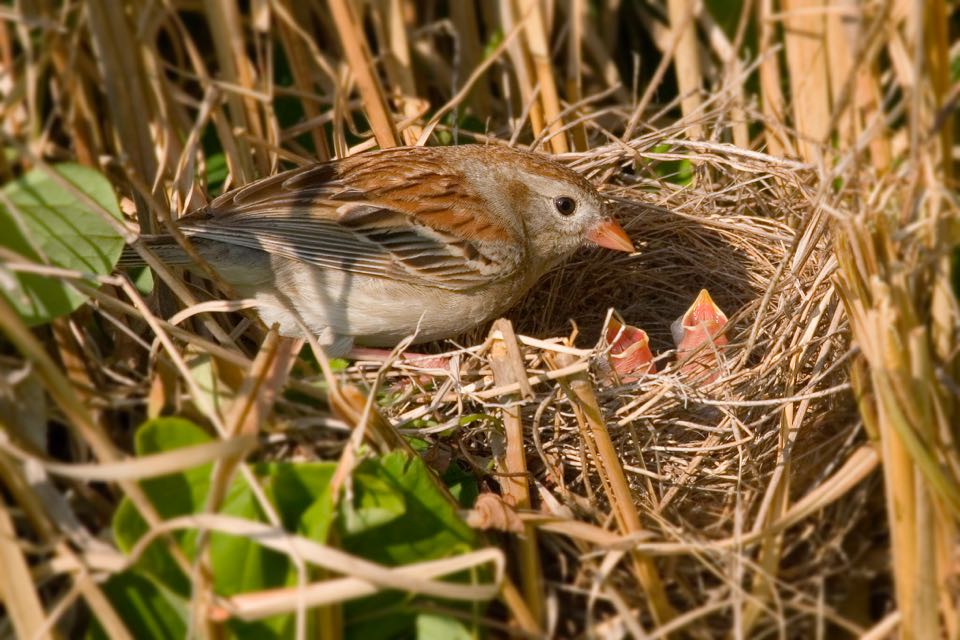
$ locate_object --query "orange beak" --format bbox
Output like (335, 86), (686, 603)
(587, 217), (634, 253)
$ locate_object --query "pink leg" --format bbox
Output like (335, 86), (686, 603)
(348, 347), (449, 369)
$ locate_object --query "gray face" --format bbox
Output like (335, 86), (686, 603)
(446, 144), (620, 273)
(513, 170), (611, 265)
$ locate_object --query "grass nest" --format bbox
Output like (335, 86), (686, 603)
(328, 133), (874, 636)
(1, 121), (883, 639)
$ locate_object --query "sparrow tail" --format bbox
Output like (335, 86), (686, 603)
(117, 236), (192, 268)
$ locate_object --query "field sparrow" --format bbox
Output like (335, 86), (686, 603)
(138, 145), (634, 356)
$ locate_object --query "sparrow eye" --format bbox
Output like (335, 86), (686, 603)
(554, 196), (577, 216)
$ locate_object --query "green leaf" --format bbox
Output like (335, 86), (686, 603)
(134, 416), (213, 455)
(345, 605), (415, 640)
(650, 144), (694, 186)
(113, 417), (214, 596)
(457, 413), (493, 427)
(441, 462), (479, 509)
(341, 469), (406, 536)
(111, 417), (340, 637)
(90, 572), (188, 640)
(108, 419), (486, 639)
(0, 163), (123, 325)
(703, 0), (743, 37)
(266, 463), (336, 540)
(415, 612), (475, 640)
(341, 451), (477, 566)
(131, 265), (154, 295)
(483, 29), (504, 58)
(339, 452), (484, 637)
(205, 152), (228, 194)
(186, 351), (234, 418)
(406, 437), (430, 454)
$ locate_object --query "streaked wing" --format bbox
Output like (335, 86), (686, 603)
(179, 152), (521, 291)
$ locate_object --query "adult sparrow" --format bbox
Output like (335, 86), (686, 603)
(135, 144), (634, 356)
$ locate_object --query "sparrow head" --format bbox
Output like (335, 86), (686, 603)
(456, 145), (634, 272)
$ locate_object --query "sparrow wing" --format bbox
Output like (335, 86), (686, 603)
(179, 150), (523, 291)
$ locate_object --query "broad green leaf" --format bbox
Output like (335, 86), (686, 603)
(341, 451), (477, 567)
(442, 462), (479, 509)
(341, 453), (484, 637)
(89, 572), (188, 640)
(344, 605), (415, 640)
(266, 463), (336, 540)
(415, 612), (474, 640)
(131, 265), (154, 294)
(134, 416), (213, 455)
(0, 163), (123, 324)
(406, 437), (430, 454)
(109, 419), (485, 639)
(340, 470), (406, 536)
(111, 418), (339, 638)
(650, 143), (693, 186)
(113, 417), (214, 595)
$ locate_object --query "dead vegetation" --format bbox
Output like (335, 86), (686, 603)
(0, 1), (957, 639)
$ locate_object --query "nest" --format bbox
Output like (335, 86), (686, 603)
(6, 2), (954, 636)
(324, 139), (872, 635)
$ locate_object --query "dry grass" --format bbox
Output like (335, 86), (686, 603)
(0, 1), (957, 639)
(363, 134), (859, 636)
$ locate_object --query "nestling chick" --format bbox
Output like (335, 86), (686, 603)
(672, 288), (729, 381)
(605, 316), (656, 380)
(134, 145), (634, 356)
